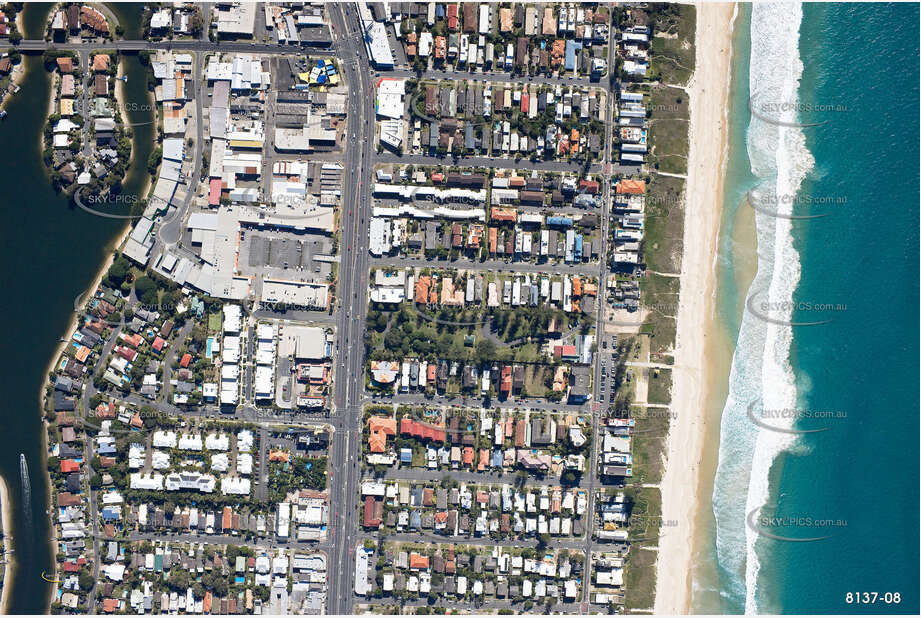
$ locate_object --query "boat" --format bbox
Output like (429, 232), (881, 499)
(0, 110), (7, 120)
(118, 75), (128, 82)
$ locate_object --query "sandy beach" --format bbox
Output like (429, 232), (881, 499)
(654, 2), (738, 614)
(0, 474), (12, 614)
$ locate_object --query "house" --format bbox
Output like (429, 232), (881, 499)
(94, 74), (108, 96)
(400, 418), (446, 443)
(92, 54), (110, 72)
(363, 496), (382, 528)
(410, 553), (429, 570)
(368, 416), (397, 453)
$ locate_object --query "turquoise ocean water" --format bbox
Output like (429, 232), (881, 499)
(709, 3), (919, 614)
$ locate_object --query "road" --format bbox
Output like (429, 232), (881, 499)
(324, 5), (374, 613)
(366, 467), (574, 489)
(368, 255), (603, 276)
(388, 66), (601, 89)
(575, 34), (621, 604)
(381, 392), (586, 414)
(157, 50), (204, 247)
(375, 151), (603, 174)
(15, 38), (330, 55)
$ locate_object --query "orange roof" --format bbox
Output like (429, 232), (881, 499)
(572, 277), (582, 297)
(400, 418), (446, 442)
(427, 364), (437, 381)
(122, 333), (143, 348)
(462, 446), (474, 465)
(102, 599), (118, 613)
(584, 282), (598, 296)
(478, 449), (489, 470)
(204, 592), (212, 613)
(179, 353), (192, 368)
(369, 416), (397, 453)
(409, 553), (429, 570)
(415, 276), (432, 305)
(222, 506), (232, 530)
(61, 459), (80, 473)
(551, 39), (566, 65)
(75, 345), (91, 363)
(616, 179), (646, 194)
(490, 207), (517, 223)
(269, 449), (290, 463)
(92, 54), (109, 71)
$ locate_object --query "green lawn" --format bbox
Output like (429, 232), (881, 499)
(647, 86), (690, 175)
(644, 175), (687, 274)
(640, 274), (680, 359)
(646, 368), (673, 406)
(623, 486), (663, 610)
(648, 5), (697, 86)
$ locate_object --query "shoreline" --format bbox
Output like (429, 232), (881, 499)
(34, 51), (150, 612)
(0, 61), (26, 113)
(653, 2), (738, 614)
(0, 474), (12, 614)
(36, 221), (132, 614)
(114, 57), (157, 201)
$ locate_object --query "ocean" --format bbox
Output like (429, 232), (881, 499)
(709, 2), (919, 614)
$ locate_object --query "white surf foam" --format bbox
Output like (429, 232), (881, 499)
(712, 2), (814, 614)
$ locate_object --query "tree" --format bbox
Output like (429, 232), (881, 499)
(167, 568), (191, 591)
(474, 338), (496, 364)
(107, 256), (131, 286)
(147, 146), (162, 176)
(133, 275), (158, 306)
(78, 571), (95, 591)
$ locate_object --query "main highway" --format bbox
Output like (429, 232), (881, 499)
(325, 4), (375, 614)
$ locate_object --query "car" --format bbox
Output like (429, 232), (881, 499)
(602, 341), (607, 349)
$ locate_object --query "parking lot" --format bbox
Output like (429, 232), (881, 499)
(239, 230), (334, 282)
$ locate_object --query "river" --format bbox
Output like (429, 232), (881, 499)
(0, 3), (154, 612)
